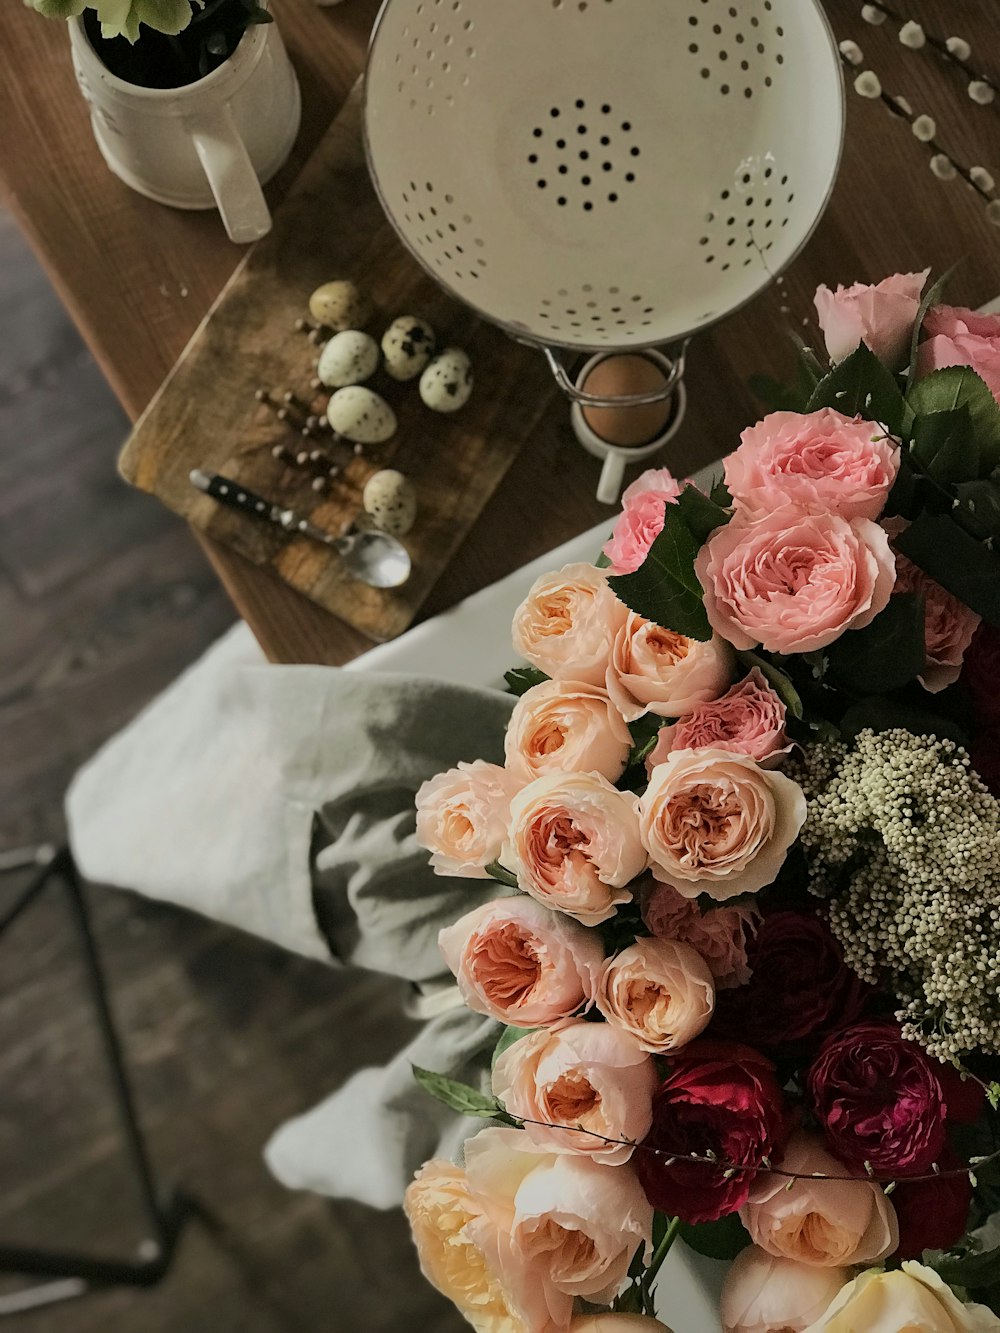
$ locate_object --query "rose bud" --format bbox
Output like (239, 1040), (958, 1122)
(602, 467), (683, 576)
(814, 270), (928, 368)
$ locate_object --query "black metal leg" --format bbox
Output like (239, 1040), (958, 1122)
(0, 847), (192, 1314)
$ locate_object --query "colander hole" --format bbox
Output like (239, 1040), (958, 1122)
(533, 128), (542, 138)
(537, 179), (548, 188)
(609, 192), (618, 201)
(700, 68), (710, 78)
(751, 15), (759, 26)
(780, 175), (787, 185)
(577, 124), (587, 134)
(567, 308), (577, 314)
(551, 107), (560, 117)
(630, 147), (640, 157)
(602, 103), (611, 113)
(722, 262), (731, 271)
(764, 168), (772, 179)
(741, 59), (749, 70)
(776, 54), (784, 64)
(580, 150), (590, 160)
(721, 84), (730, 94)
(557, 196), (567, 205)
(764, 75), (773, 87)
(625, 172), (635, 182)
(603, 162), (612, 171)
(600, 135), (610, 146)
(688, 14), (697, 23)
(712, 23), (721, 34)
(583, 201), (593, 211)
(583, 283), (593, 291)
(463, 213), (472, 222)
(609, 285), (620, 293)
(557, 138), (567, 148)
(576, 98), (585, 108)
(756, 42), (764, 52)
(586, 299), (597, 307)
(528, 153), (538, 163)
(474, 236), (484, 246)
(720, 50), (728, 61)
(622, 121), (632, 130)
(736, 33), (744, 44)
(776, 26), (784, 36)
(582, 175), (591, 185)
(699, 236), (708, 245)
(721, 188), (730, 199)
(559, 164), (568, 175)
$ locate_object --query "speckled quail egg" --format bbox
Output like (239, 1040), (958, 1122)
(308, 280), (372, 332)
(381, 316), (436, 381)
(419, 347), (473, 413)
(317, 330), (380, 388)
(363, 470), (417, 537)
(327, 386), (397, 444)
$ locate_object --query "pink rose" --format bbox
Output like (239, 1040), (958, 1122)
(512, 563), (628, 686)
(642, 882), (760, 989)
(464, 1127), (653, 1333)
(596, 936), (715, 1054)
(739, 1131), (898, 1268)
(438, 897), (604, 1028)
(893, 553), (981, 693)
(606, 613), (734, 722)
(638, 748), (807, 901)
(505, 772), (647, 925)
(646, 669), (791, 773)
(602, 467), (683, 575)
(814, 269), (929, 368)
(695, 508), (896, 655)
(416, 760), (519, 878)
(721, 1247), (851, 1333)
(918, 304), (1000, 401)
(492, 1020), (657, 1164)
(724, 409), (899, 522)
(504, 679), (632, 785)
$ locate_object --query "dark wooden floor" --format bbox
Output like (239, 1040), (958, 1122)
(0, 208), (463, 1332)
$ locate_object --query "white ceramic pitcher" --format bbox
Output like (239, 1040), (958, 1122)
(69, 13), (300, 244)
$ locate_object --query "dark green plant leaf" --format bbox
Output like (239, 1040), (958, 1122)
(504, 666), (549, 696)
(205, 28), (229, 54)
(840, 696), (969, 748)
(607, 506), (711, 641)
(492, 1026), (535, 1071)
(710, 476), (733, 509)
(895, 513), (1000, 627)
(411, 1066), (511, 1120)
(954, 477), (1000, 541)
(735, 650), (804, 719)
(807, 341), (910, 436)
(595, 549), (612, 569)
(910, 406), (978, 484)
(931, 1244), (1000, 1292)
(825, 594), (927, 694)
(907, 367), (1000, 476)
(748, 373), (807, 414)
(676, 483), (731, 544)
(244, 5), (272, 20)
(485, 861), (519, 888)
(905, 265), (955, 392)
(678, 1213), (752, 1262)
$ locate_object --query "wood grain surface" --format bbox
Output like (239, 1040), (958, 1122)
(3, 0), (1000, 663)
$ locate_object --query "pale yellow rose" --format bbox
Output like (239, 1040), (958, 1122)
(404, 1159), (528, 1333)
(505, 678), (632, 784)
(740, 1131), (898, 1267)
(570, 1317), (674, 1333)
(606, 613), (734, 722)
(512, 564), (628, 686)
(802, 1260), (1000, 1332)
(596, 936), (715, 1054)
(416, 760), (518, 878)
(721, 1246), (851, 1333)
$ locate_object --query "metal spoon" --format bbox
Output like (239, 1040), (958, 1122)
(189, 469), (411, 589)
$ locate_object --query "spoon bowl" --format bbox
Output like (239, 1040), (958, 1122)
(336, 530), (412, 589)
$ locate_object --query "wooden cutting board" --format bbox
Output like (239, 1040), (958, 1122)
(119, 78), (558, 642)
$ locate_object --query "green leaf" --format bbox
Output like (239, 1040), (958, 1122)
(676, 483), (731, 544)
(595, 549), (612, 569)
(492, 1026), (534, 1071)
(910, 406), (978, 484)
(840, 696), (969, 747)
(954, 477), (1000, 541)
(895, 513), (1000, 628)
(411, 1066), (508, 1120)
(907, 367), (1000, 476)
(678, 1213), (752, 1261)
(748, 373), (807, 414)
(905, 265), (955, 392)
(608, 506), (711, 641)
(932, 1244), (1000, 1293)
(485, 861), (519, 888)
(504, 666), (549, 696)
(735, 650), (804, 720)
(807, 341), (910, 436)
(825, 594), (927, 694)
(710, 476), (733, 509)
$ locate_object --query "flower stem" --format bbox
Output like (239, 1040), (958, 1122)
(642, 1216), (681, 1295)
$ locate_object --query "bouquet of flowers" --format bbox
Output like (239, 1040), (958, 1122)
(404, 269), (1000, 1333)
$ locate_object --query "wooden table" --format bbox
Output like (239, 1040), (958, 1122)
(2, 0), (998, 665)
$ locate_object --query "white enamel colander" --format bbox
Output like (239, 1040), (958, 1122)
(364, 0), (844, 407)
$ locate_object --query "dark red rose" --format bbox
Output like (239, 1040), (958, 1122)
(807, 1020), (948, 1176)
(634, 1040), (790, 1224)
(711, 910), (871, 1050)
(971, 728), (1000, 797)
(891, 1148), (972, 1258)
(963, 622), (1000, 726)
(936, 1062), (987, 1125)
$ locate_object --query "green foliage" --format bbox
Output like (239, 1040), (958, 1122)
(676, 484), (732, 544)
(905, 266), (954, 392)
(748, 373), (808, 414)
(840, 696), (969, 748)
(491, 1026), (534, 1071)
(954, 477), (1000, 542)
(807, 341), (910, 436)
(678, 1213), (752, 1261)
(411, 1066), (519, 1124)
(895, 514), (1000, 627)
(931, 1244), (1000, 1294)
(825, 594), (927, 694)
(907, 366), (1000, 477)
(910, 406), (977, 484)
(485, 861), (519, 888)
(607, 503), (712, 641)
(503, 666), (549, 696)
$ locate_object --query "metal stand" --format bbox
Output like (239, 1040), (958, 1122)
(0, 846), (191, 1315)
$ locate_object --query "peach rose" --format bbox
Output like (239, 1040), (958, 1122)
(695, 508), (896, 655)
(505, 773), (647, 925)
(894, 554), (981, 693)
(802, 1260), (1000, 1333)
(642, 881), (760, 989)
(918, 305), (1000, 402)
(512, 564), (628, 686)
(404, 1159), (528, 1333)
(464, 1127), (653, 1333)
(505, 679), (632, 785)
(416, 761), (519, 878)
(721, 1247), (851, 1333)
(646, 669), (791, 773)
(740, 1131), (898, 1267)
(570, 1319), (673, 1333)
(596, 936), (715, 1054)
(638, 748), (807, 901)
(439, 897), (605, 1028)
(602, 467), (683, 575)
(492, 1020), (657, 1165)
(814, 269), (928, 368)
(724, 409), (899, 522)
(606, 613), (735, 723)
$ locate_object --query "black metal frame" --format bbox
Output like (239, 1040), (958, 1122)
(0, 846), (190, 1315)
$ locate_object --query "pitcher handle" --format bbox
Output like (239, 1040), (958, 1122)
(187, 103), (271, 244)
(542, 340), (689, 407)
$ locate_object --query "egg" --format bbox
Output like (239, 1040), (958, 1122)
(381, 315), (436, 381)
(327, 387), (397, 444)
(308, 280), (371, 332)
(363, 469), (417, 537)
(580, 354), (675, 446)
(317, 330), (380, 388)
(419, 347), (473, 413)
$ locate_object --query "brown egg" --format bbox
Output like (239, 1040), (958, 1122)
(580, 354), (674, 447)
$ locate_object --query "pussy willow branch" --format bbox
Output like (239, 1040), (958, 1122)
(861, 2), (999, 96)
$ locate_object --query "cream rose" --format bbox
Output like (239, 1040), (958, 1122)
(740, 1132), (898, 1267)
(505, 772), (647, 925)
(492, 1020), (657, 1165)
(404, 1159), (528, 1333)
(596, 936), (715, 1054)
(439, 897), (605, 1028)
(638, 748), (807, 901)
(512, 563), (628, 686)
(416, 760), (518, 878)
(505, 679), (632, 784)
(721, 1247), (851, 1333)
(606, 612), (735, 722)
(464, 1127), (653, 1333)
(802, 1260), (1000, 1333)
(570, 1318), (674, 1333)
